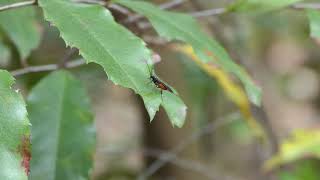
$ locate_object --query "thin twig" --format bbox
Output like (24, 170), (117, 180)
(72, 0), (106, 6)
(143, 148), (237, 180)
(0, 0), (36, 12)
(98, 146), (221, 179)
(11, 59), (86, 77)
(123, 0), (185, 24)
(125, 1), (320, 31)
(73, 0), (131, 15)
(159, 0), (185, 9)
(142, 35), (169, 45)
(291, 3), (320, 10)
(58, 48), (78, 68)
(138, 112), (240, 180)
(108, 4), (131, 15)
(136, 7), (227, 30)
(20, 58), (29, 68)
(191, 7), (227, 17)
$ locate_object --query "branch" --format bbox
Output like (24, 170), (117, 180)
(138, 112), (240, 179)
(142, 35), (169, 45)
(97, 145), (236, 180)
(72, 0), (106, 6)
(191, 7), (226, 17)
(291, 3), (320, 10)
(108, 4), (131, 15)
(135, 6), (227, 31)
(142, 148), (236, 180)
(11, 59), (86, 77)
(190, 3), (320, 16)
(58, 48), (78, 68)
(159, 0), (185, 9)
(0, 0), (36, 12)
(123, 0), (185, 24)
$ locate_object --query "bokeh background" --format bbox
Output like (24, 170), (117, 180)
(3, 0), (320, 179)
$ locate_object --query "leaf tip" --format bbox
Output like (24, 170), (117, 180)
(246, 83), (262, 106)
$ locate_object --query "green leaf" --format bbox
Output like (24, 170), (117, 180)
(264, 130), (320, 171)
(0, 41), (10, 67)
(0, 70), (30, 180)
(162, 91), (187, 128)
(28, 71), (95, 180)
(228, 0), (302, 13)
(114, 0), (261, 106)
(0, 0), (41, 59)
(38, 0), (187, 127)
(278, 160), (320, 180)
(307, 10), (320, 39)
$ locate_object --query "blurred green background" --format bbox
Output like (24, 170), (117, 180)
(2, 0), (320, 179)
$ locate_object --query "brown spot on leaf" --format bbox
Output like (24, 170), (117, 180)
(19, 136), (31, 176)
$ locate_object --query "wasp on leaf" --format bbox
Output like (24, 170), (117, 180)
(144, 58), (174, 94)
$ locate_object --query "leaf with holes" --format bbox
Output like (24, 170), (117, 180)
(0, 70), (30, 180)
(38, 0), (186, 127)
(28, 71), (95, 180)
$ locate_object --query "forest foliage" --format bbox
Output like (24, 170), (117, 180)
(0, 0), (320, 179)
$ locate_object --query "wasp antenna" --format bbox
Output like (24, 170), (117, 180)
(147, 63), (152, 75)
(142, 59), (154, 76)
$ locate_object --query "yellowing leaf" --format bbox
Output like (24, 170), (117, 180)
(265, 130), (320, 171)
(115, 0), (262, 106)
(175, 44), (265, 139)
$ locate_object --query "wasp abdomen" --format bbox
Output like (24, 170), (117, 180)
(150, 75), (173, 93)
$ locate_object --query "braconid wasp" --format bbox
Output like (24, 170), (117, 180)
(145, 59), (173, 94)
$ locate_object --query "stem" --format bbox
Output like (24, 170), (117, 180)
(191, 7), (227, 17)
(291, 3), (320, 10)
(123, 0), (185, 24)
(138, 113), (239, 179)
(0, 0), (36, 12)
(11, 59), (86, 77)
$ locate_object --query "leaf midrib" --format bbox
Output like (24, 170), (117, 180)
(52, 74), (67, 180)
(42, 0), (141, 92)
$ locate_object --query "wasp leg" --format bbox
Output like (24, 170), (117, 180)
(160, 90), (164, 101)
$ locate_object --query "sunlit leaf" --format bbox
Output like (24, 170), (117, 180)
(176, 45), (265, 139)
(0, 0), (41, 59)
(38, 0), (186, 127)
(0, 70), (30, 180)
(28, 71), (95, 180)
(265, 130), (320, 171)
(278, 160), (320, 180)
(114, 0), (261, 106)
